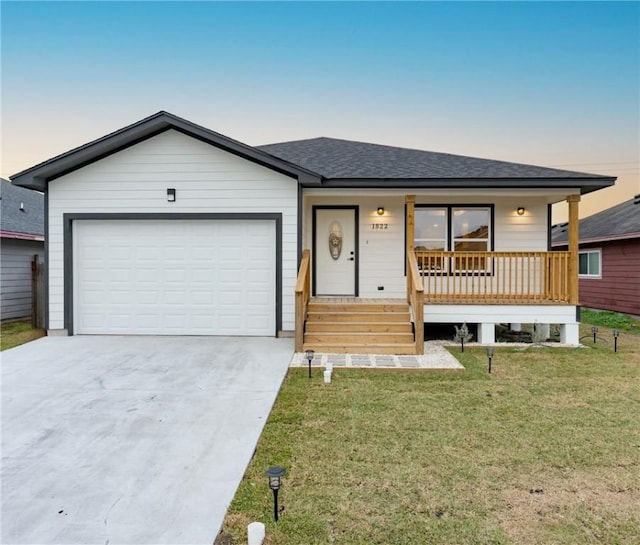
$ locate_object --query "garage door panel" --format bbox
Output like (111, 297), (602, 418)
(74, 219), (275, 335)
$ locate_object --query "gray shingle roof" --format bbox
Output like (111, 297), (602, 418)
(552, 195), (640, 244)
(1, 178), (44, 236)
(10, 112), (615, 195)
(258, 137), (609, 180)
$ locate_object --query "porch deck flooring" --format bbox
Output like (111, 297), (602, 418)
(310, 297), (407, 304)
(312, 296), (569, 305)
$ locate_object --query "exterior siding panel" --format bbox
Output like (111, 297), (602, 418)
(578, 240), (640, 315)
(0, 239), (44, 321)
(47, 130), (298, 332)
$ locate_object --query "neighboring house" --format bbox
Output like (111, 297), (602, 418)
(552, 195), (640, 315)
(11, 111), (615, 351)
(0, 178), (45, 321)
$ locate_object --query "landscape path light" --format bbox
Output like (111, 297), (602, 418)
(265, 466), (285, 522)
(592, 326), (598, 343)
(613, 329), (620, 352)
(305, 349), (315, 378)
(486, 347), (495, 374)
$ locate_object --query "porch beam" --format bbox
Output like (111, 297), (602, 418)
(567, 194), (581, 305)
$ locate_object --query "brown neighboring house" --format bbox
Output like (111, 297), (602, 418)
(552, 195), (640, 315)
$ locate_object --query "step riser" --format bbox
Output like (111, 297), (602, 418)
(307, 313), (410, 323)
(302, 344), (417, 355)
(304, 334), (415, 343)
(305, 323), (413, 333)
(304, 302), (415, 354)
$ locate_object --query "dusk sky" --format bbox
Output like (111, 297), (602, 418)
(2, 1), (638, 222)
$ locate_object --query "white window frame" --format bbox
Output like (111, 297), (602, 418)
(578, 249), (602, 278)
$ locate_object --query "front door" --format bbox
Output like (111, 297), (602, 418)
(313, 206), (358, 296)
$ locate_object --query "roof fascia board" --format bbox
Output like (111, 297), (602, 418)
(309, 178), (616, 191)
(0, 231), (45, 241)
(11, 112), (321, 190)
(552, 231), (640, 246)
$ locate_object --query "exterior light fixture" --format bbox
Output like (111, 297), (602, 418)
(613, 329), (620, 352)
(265, 466), (285, 522)
(516, 207), (525, 216)
(305, 349), (315, 379)
(377, 207), (385, 216)
(592, 326), (598, 343)
(167, 188), (176, 202)
(486, 347), (495, 374)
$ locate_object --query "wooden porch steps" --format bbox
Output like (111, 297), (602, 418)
(302, 301), (417, 355)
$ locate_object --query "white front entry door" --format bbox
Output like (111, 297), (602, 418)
(314, 208), (357, 296)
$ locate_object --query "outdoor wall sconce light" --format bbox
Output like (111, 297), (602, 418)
(305, 349), (315, 378)
(265, 466), (285, 522)
(486, 347), (495, 374)
(516, 207), (525, 216)
(592, 326), (598, 343)
(167, 188), (176, 202)
(613, 329), (620, 352)
(377, 206), (385, 216)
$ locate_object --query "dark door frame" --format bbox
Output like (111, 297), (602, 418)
(311, 205), (359, 297)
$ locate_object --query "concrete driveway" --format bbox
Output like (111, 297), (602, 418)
(1, 335), (293, 544)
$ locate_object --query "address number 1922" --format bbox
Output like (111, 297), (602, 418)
(371, 223), (389, 230)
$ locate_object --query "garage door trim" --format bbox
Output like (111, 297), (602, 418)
(63, 213), (282, 335)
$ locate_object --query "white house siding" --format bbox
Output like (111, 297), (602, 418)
(0, 239), (44, 321)
(303, 191), (562, 299)
(47, 130), (298, 332)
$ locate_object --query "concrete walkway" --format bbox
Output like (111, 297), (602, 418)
(290, 341), (464, 369)
(1, 335), (293, 545)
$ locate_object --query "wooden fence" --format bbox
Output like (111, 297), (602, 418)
(31, 255), (45, 328)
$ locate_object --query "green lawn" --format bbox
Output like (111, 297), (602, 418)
(0, 320), (45, 351)
(219, 321), (640, 545)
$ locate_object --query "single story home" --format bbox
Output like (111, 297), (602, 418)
(11, 112), (616, 352)
(0, 178), (44, 322)
(552, 195), (639, 316)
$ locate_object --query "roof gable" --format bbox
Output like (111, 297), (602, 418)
(10, 111), (321, 191)
(0, 178), (44, 237)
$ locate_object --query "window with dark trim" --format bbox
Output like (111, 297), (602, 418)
(413, 205), (493, 273)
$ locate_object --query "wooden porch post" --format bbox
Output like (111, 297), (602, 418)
(406, 195), (415, 301)
(567, 194), (581, 305)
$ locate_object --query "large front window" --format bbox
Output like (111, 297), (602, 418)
(414, 205), (492, 272)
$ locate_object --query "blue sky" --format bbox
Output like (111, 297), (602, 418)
(2, 1), (638, 220)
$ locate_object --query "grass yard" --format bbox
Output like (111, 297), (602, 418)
(218, 321), (640, 545)
(0, 320), (45, 351)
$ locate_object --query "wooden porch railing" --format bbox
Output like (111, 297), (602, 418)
(407, 251), (425, 355)
(295, 249), (311, 352)
(415, 250), (570, 304)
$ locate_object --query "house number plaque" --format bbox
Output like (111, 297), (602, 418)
(370, 223), (389, 230)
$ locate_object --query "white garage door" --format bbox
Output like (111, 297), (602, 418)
(73, 219), (276, 335)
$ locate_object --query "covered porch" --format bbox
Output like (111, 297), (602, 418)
(296, 194), (582, 353)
